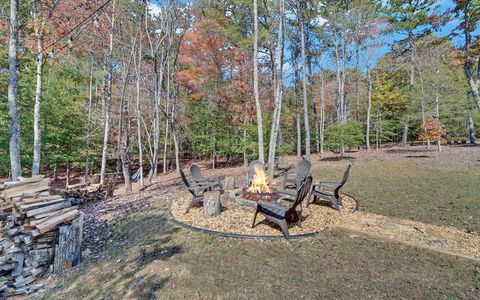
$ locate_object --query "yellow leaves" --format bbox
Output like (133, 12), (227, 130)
(25, 23), (34, 30)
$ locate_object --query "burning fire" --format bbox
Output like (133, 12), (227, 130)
(247, 165), (272, 193)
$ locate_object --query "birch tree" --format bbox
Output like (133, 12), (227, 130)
(253, 0), (265, 163)
(267, 0), (285, 180)
(300, 1), (310, 161)
(31, 0), (60, 175)
(85, 60), (94, 182)
(8, 0), (21, 180)
(100, 0), (116, 185)
(450, 0), (480, 111)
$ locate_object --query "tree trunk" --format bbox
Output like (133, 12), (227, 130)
(402, 122), (409, 144)
(253, 0), (265, 163)
(163, 61), (171, 174)
(376, 117), (380, 150)
(85, 61), (94, 183)
(32, 6), (44, 176)
(150, 54), (166, 182)
(355, 44), (360, 121)
(171, 70), (181, 173)
(341, 34), (347, 123)
(100, 0), (116, 185)
(8, 0), (21, 181)
(334, 36), (341, 122)
(54, 213), (84, 273)
(119, 37), (136, 195)
(403, 33), (416, 144)
(320, 74), (325, 158)
(135, 24), (144, 186)
(366, 68), (372, 150)
(66, 162), (71, 187)
(464, 57), (480, 111)
(295, 69), (302, 161)
(312, 64), (320, 155)
(300, 12), (310, 161)
(468, 116), (475, 144)
(267, 0), (284, 180)
(435, 74), (441, 151)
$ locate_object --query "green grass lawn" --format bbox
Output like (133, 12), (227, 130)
(44, 212), (480, 299)
(312, 159), (480, 233)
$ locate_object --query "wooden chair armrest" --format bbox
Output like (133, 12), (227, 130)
(315, 181), (340, 188)
(257, 200), (287, 212)
(190, 182), (210, 189)
(278, 190), (296, 199)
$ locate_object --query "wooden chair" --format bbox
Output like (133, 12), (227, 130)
(307, 164), (351, 211)
(189, 164), (223, 193)
(282, 159), (311, 191)
(179, 168), (210, 213)
(251, 176), (313, 237)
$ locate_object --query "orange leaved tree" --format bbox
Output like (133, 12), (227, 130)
(419, 116), (446, 151)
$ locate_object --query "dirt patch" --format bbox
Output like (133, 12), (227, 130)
(340, 212), (480, 261)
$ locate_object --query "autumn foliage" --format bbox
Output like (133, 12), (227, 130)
(419, 116), (447, 142)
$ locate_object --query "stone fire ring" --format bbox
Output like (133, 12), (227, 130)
(169, 211), (321, 240)
(229, 188), (257, 207)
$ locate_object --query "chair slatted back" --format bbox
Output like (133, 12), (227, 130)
(190, 164), (206, 183)
(334, 164), (351, 199)
(296, 159), (311, 189)
(290, 175), (313, 211)
(179, 168), (193, 191)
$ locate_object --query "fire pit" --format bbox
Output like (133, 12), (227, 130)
(229, 163), (279, 206)
(242, 187), (278, 202)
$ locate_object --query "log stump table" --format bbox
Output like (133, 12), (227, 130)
(222, 176), (236, 191)
(204, 191), (221, 217)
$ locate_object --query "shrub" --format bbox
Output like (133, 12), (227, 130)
(324, 121), (365, 154)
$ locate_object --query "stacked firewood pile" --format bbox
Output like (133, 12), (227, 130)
(56, 176), (117, 206)
(58, 183), (106, 206)
(0, 176), (82, 297)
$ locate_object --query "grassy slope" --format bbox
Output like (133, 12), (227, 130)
(45, 213), (480, 299)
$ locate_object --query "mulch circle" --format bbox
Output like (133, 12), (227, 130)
(170, 189), (359, 238)
(169, 214), (321, 240)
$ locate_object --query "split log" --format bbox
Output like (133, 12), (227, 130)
(21, 195), (62, 205)
(3, 176), (44, 189)
(35, 209), (79, 234)
(18, 198), (66, 212)
(26, 201), (71, 218)
(203, 192), (221, 217)
(2, 179), (50, 199)
(53, 213), (83, 273)
(11, 253), (24, 277)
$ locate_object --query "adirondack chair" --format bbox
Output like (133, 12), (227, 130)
(282, 159), (311, 191)
(130, 169), (141, 183)
(246, 160), (265, 186)
(189, 164), (223, 193)
(307, 164), (351, 211)
(179, 168), (210, 213)
(252, 176), (313, 237)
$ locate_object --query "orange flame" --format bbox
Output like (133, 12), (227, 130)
(247, 165), (271, 193)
